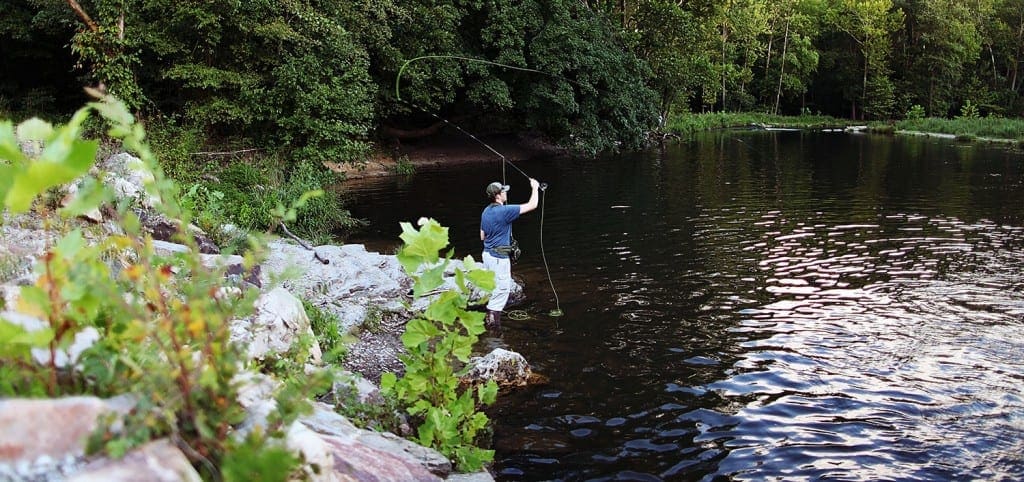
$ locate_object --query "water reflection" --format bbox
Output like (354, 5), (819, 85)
(344, 131), (1024, 481)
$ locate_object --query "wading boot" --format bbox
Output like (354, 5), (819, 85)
(485, 310), (502, 329)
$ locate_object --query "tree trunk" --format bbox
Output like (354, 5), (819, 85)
(1014, 16), (1024, 92)
(862, 55), (868, 120)
(721, 24), (728, 110)
(774, 19), (790, 115)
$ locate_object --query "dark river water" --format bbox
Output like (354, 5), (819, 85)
(343, 130), (1024, 481)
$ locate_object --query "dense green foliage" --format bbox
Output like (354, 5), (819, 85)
(3, 0), (1024, 164)
(0, 96), (336, 480)
(381, 218), (499, 472)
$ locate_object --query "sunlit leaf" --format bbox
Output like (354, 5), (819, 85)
(478, 380), (498, 405)
(459, 310), (486, 337)
(451, 336), (473, 362)
(424, 291), (459, 324)
(0, 318), (54, 359)
(4, 139), (98, 213)
(16, 118), (54, 142)
(465, 268), (495, 291)
(59, 178), (112, 218)
(401, 318), (437, 348)
(413, 262), (446, 297)
(0, 121), (28, 163)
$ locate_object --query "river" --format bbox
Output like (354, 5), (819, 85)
(344, 130), (1024, 481)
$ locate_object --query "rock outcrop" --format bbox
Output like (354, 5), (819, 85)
(0, 151), (523, 482)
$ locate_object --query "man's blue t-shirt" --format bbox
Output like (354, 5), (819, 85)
(481, 204), (520, 258)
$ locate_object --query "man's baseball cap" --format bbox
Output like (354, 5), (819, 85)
(486, 181), (510, 197)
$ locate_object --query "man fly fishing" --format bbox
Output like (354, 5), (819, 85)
(480, 177), (540, 328)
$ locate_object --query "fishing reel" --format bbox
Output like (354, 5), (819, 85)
(539, 182), (548, 191)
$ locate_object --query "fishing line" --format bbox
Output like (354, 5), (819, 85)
(394, 54), (564, 317)
(538, 186), (562, 317)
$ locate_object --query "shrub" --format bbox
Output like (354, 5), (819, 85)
(212, 159), (362, 245)
(0, 95), (323, 480)
(302, 298), (346, 363)
(957, 100), (980, 120)
(905, 104), (926, 120)
(380, 218), (499, 472)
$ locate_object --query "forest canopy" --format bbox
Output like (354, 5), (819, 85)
(3, 0), (1023, 161)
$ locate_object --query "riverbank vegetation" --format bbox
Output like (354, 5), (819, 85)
(4, 0), (1024, 234)
(0, 97), (499, 477)
(666, 112), (856, 136)
(895, 117), (1024, 142)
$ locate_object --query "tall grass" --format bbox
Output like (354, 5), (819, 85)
(667, 112), (853, 136)
(896, 117), (1024, 140)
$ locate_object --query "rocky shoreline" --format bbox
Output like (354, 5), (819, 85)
(0, 152), (533, 481)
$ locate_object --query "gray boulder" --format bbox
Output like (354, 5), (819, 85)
(66, 439), (201, 482)
(288, 403), (450, 481)
(230, 287), (322, 364)
(261, 242), (411, 334)
(463, 348), (533, 388)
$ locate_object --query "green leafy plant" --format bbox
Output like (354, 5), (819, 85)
(958, 99), (980, 120)
(0, 96), (320, 480)
(361, 303), (384, 334)
(301, 298), (347, 364)
(905, 104), (926, 120)
(333, 373), (405, 434)
(379, 218), (499, 472)
(394, 155), (415, 176)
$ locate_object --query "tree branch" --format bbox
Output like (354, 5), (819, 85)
(65, 0), (99, 32)
(189, 148), (262, 156)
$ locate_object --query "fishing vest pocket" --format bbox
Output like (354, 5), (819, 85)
(493, 237), (522, 263)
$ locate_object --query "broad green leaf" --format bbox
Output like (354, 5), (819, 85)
(452, 389), (473, 418)
(0, 165), (16, 206)
(413, 262), (446, 297)
(5, 140), (98, 213)
(418, 409), (439, 446)
(459, 310), (486, 337)
(410, 399), (432, 416)
(398, 219), (448, 267)
(0, 121), (28, 163)
(89, 97), (133, 127)
(379, 372), (396, 391)
(18, 286), (51, 317)
(424, 291), (460, 324)
(479, 380), (498, 405)
(401, 318), (439, 348)
(466, 267), (495, 291)
(454, 268), (467, 292)
(16, 118), (54, 142)
(0, 319), (54, 361)
(64, 107), (91, 135)
(451, 336), (474, 362)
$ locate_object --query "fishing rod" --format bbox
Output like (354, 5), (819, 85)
(394, 55), (564, 317)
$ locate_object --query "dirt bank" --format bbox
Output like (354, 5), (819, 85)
(327, 133), (567, 184)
